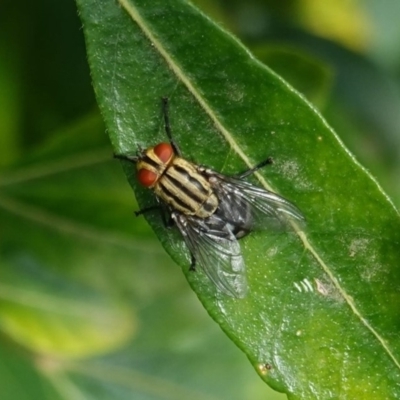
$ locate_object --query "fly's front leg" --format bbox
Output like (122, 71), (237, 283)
(161, 97), (182, 157)
(114, 153), (139, 163)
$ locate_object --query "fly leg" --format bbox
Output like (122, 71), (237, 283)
(134, 205), (160, 217)
(135, 205), (174, 228)
(189, 253), (197, 272)
(114, 153), (139, 163)
(234, 157), (273, 179)
(162, 97), (182, 157)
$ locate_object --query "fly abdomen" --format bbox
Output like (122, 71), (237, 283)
(154, 157), (218, 218)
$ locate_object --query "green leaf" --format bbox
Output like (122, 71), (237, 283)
(77, 0), (400, 398)
(0, 344), (62, 400)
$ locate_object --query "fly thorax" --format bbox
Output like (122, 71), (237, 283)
(155, 157), (218, 218)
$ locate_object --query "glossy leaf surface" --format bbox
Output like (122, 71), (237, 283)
(77, 0), (400, 398)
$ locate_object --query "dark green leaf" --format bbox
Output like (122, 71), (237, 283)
(0, 114), (137, 358)
(77, 0), (400, 398)
(0, 344), (62, 400)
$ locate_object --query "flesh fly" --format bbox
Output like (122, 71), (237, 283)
(115, 98), (303, 298)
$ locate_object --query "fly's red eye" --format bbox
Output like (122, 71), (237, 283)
(154, 142), (174, 164)
(138, 168), (158, 187)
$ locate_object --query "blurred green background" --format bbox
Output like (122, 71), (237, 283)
(0, 0), (399, 399)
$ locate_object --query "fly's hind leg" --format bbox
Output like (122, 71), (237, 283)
(189, 253), (197, 272)
(234, 157), (273, 179)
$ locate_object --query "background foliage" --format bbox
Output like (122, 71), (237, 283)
(1, 0), (400, 399)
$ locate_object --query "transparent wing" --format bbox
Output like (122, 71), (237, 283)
(173, 213), (248, 298)
(209, 172), (304, 232)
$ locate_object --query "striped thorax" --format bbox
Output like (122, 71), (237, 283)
(137, 142), (219, 218)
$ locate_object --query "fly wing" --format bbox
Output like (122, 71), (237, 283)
(209, 172), (304, 232)
(173, 213), (248, 298)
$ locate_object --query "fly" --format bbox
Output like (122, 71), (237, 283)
(115, 98), (304, 298)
